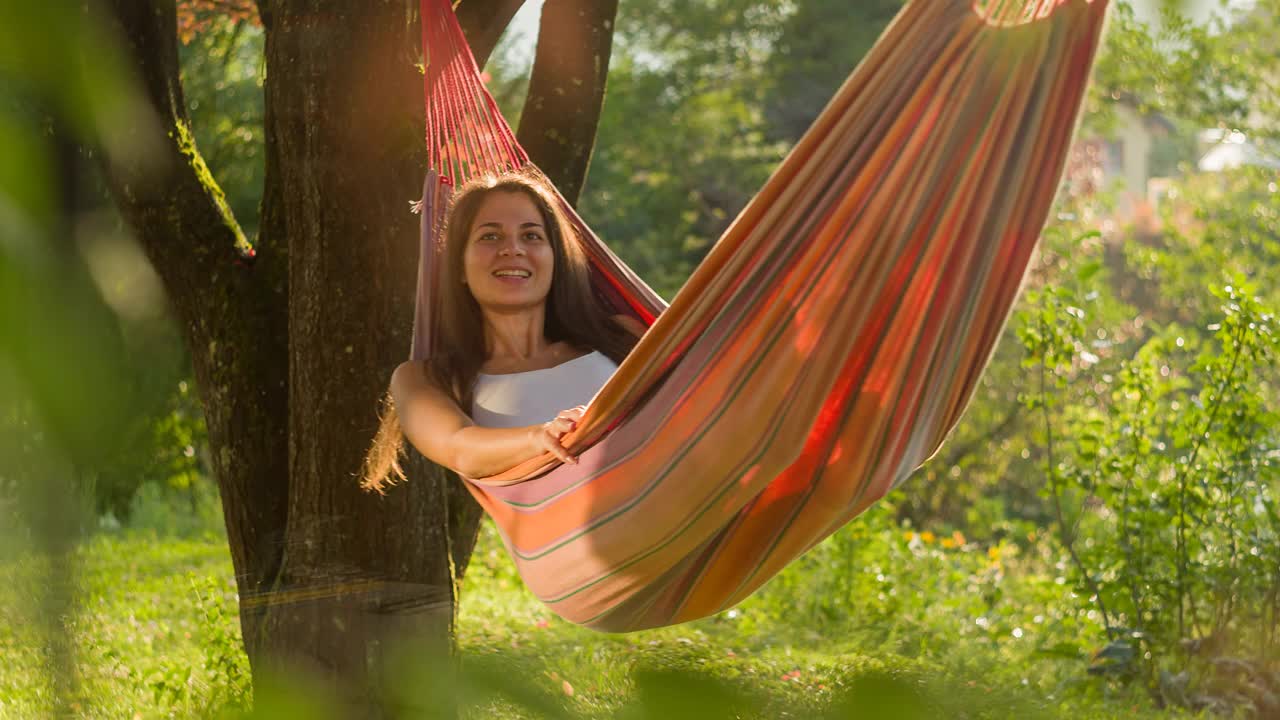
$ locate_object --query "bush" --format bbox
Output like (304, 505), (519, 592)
(1018, 271), (1279, 713)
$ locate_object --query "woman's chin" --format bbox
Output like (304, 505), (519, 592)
(476, 293), (548, 313)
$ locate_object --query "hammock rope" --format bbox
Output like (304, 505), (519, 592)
(411, 0), (1110, 631)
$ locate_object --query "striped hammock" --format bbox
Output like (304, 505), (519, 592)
(411, 0), (1110, 631)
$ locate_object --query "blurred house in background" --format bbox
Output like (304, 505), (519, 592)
(1068, 104), (1277, 225)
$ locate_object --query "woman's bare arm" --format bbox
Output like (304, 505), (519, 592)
(390, 361), (580, 478)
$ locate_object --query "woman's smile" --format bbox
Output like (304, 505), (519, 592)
(491, 265), (533, 284)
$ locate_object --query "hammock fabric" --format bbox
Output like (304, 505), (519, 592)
(411, 0), (1110, 632)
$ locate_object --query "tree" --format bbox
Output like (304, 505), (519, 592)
(93, 0), (618, 707)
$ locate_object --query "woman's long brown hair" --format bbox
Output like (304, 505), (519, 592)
(360, 168), (639, 492)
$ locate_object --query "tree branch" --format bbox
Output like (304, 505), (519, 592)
(98, 0), (254, 293)
(517, 0), (618, 204)
(455, 0), (528, 69)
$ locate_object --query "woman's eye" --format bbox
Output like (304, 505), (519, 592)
(524, 232), (544, 242)
(479, 232), (500, 242)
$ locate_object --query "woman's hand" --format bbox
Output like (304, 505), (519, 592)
(530, 405), (587, 465)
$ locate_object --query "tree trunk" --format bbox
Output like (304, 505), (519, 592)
(97, 0), (611, 711)
(252, 2), (473, 704)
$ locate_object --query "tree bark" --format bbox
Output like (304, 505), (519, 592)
(253, 2), (466, 700)
(96, 0), (610, 710)
(518, 0), (619, 203)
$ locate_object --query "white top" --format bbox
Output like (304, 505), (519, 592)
(470, 351), (619, 429)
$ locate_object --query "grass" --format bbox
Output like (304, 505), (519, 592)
(0, 500), (1201, 719)
(0, 531), (234, 719)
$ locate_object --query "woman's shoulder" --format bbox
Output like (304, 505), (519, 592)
(391, 359), (453, 398)
(391, 360), (469, 417)
(391, 359), (428, 388)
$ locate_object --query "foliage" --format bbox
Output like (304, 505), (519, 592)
(0, 0), (229, 529)
(1128, 167), (1280, 322)
(177, 1), (260, 46)
(759, 0), (904, 143)
(0, 5), (162, 714)
(147, 574), (250, 712)
(578, 52), (786, 297)
(88, 348), (210, 524)
(1089, 0), (1280, 144)
(1016, 233), (1279, 712)
(0, 1), (144, 494)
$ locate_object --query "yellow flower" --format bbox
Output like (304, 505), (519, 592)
(920, 531), (936, 544)
(988, 545), (1004, 568)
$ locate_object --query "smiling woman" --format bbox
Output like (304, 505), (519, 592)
(361, 170), (645, 485)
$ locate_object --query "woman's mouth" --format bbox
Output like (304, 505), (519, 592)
(492, 268), (532, 284)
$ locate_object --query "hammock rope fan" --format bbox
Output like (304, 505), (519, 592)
(409, 0), (1110, 632)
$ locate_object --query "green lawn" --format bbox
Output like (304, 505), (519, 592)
(0, 514), (1194, 719)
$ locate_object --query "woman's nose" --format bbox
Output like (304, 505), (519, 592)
(498, 239), (525, 256)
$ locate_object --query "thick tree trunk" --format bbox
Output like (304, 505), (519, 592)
(97, 0), (609, 711)
(252, 2), (470, 702)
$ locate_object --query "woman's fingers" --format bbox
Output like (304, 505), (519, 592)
(535, 406), (593, 466)
(555, 407), (586, 424)
(545, 437), (574, 464)
(539, 418), (578, 464)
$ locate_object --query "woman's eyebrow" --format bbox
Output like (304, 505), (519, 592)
(475, 221), (544, 229)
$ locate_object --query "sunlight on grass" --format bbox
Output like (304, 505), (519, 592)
(0, 509), (1203, 719)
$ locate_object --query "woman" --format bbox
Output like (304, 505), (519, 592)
(361, 170), (646, 491)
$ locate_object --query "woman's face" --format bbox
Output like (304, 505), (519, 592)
(462, 190), (556, 312)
